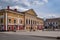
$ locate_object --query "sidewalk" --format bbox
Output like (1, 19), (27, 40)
(0, 30), (60, 39)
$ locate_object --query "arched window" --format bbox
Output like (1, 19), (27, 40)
(20, 20), (22, 24)
(9, 19), (11, 23)
(14, 19), (16, 23)
(19, 19), (22, 24)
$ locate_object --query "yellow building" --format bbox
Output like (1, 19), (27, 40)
(37, 17), (44, 30)
(0, 6), (44, 31)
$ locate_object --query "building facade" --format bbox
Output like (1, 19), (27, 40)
(45, 18), (60, 30)
(37, 17), (44, 30)
(0, 6), (44, 31)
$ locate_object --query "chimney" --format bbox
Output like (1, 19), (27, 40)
(14, 9), (17, 11)
(7, 6), (10, 10)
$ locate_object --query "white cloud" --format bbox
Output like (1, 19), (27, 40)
(45, 14), (56, 18)
(11, 0), (31, 6)
(2, 0), (48, 7)
(1, 0), (49, 12)
(32, 1), (44, 6)
(43, 0), (48, 3)
(21, 0), (31, 6)
(10, 6), (20, 9)
(46, 14), (59, 18)
(10, 6), (28, 11)
(29, 0), (48, 6)
(13, 0), (19, 2)
(3, 0), (19, 2)
(19, 7), (28, 11)
(12, 0), (48, 7)
(3, 0), (9, 2)
(37, 12), (60, 19)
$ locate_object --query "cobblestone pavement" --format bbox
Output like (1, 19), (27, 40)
(0, 30), (60, 38)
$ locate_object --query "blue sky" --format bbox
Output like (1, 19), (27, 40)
(0, 0), (60, 18)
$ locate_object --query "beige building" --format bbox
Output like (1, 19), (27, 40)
(0, 6), (44, 31)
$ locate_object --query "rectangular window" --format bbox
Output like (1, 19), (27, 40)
(31, 20), (32, 24)
(26, 19), (28, 24)
(33, 21), (34, 24)
(34, 21), (36, 24)
(1, 18), (3, 23)
(9, 19), (11, 23)
(35, 21), (36, 24)
(29, 19), (30, 24)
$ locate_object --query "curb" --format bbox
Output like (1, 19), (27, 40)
(29, 35), (60, 39)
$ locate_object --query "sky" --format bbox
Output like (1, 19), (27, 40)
(0, 0), (60, 19)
